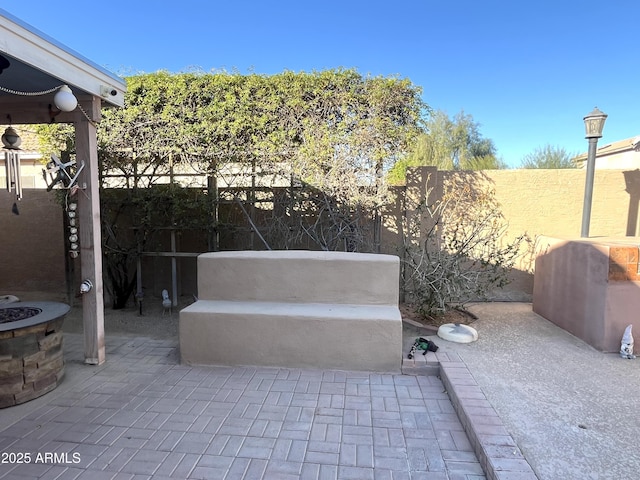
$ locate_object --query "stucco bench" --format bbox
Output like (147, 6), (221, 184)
(179, 250), (402, 371)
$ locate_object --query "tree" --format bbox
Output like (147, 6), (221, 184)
(387, 110), (504, 184)
(519, 144), (578, 169)
(401, 173), (529, 317)
(41, 69), (427, 191)
(38, 69), (428, 305)
(99, 69), (427, 254)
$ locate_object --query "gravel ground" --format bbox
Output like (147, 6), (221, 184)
(64, 297), (195, 339)
(6, 290), (193, 339)
(8, 290), (432, 350)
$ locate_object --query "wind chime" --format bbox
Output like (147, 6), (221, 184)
(2, 125), (22, 215)
(43, 153), (85, 258)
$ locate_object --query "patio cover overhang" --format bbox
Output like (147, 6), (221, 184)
(0, 8), (127, 365)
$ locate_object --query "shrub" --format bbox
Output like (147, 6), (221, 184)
(401, 174), (530, 318)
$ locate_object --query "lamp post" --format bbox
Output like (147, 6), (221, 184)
(580, 107), (607, 238)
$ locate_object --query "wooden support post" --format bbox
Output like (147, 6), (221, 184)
(171, 229), (178, 307)
(207, 174), (219, 251)
(74, 97), (105, 365)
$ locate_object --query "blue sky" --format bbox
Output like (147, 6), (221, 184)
(4, 1), (639, 167)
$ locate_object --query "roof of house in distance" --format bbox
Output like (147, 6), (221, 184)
(574, 135), (640, 165)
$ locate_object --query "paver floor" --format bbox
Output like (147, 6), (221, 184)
(0, 333), (485, 479)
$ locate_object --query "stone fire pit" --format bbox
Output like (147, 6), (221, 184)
(0, 301), (70, 408)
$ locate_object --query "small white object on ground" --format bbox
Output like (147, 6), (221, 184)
(162, 289), (172, 315)
(620, 324), (636, 359)
(437, 323), (479, 343)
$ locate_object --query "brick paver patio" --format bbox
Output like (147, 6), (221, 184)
(0, 333), (487, 479)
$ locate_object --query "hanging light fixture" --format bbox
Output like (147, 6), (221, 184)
(1, 126), (21, 149)
(0, 84), (78, 111)
(53, 85), (78, 112)
(0, 83), (94, 124)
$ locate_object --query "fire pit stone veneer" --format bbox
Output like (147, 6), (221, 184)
(0, 301), (70, 408)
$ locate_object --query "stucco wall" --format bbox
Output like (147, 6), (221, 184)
(471, 168), (636, 298)
(0, 190), (66, 297)
(3, 168), (639, 302)
(392, 167), (639, 300)
(533, 236), (640, 352)
(476, 169), (634, 239)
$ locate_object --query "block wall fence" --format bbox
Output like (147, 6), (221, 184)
(2, 167), (639, 304)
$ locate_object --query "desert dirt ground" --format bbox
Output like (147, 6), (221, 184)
(64, 297), (192, 339)
(63, 300), (471, 339)
(9, 290), (189, 339)
(8, 290), (473, 339)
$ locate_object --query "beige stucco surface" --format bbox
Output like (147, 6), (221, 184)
(7, 168), (640, 303)
(0, 190), (66, 294)
(195, 250), (399, 305)
(604, 282), (640, 352)
(533, 236), (640, 352)
(180, 250), (403, 371)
